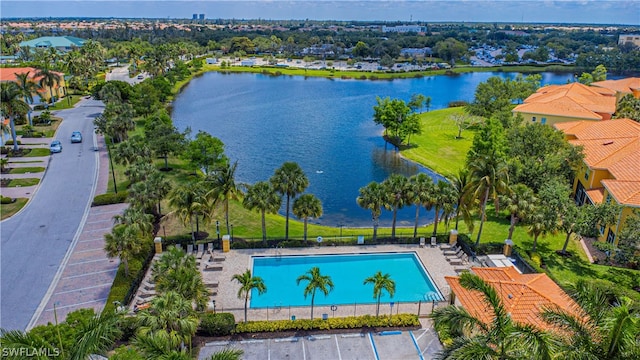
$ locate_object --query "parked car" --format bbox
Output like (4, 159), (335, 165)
(137, 74), (144, 80)
(71, 131), (82, 143)
(50, 140), (62, 153)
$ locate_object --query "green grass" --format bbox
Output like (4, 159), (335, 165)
(47, 95), (82, 111)
(401, 107), (474, 178)
(0, 198), (28, 220)
(4, 178), (40, 187)
(8, 167), (45, 174)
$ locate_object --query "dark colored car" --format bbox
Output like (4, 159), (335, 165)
(50, 140), (62, 153)
(71, 131), (82, 143)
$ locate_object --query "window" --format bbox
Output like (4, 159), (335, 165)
(606, 229), (616, 244)
(584, 168), (590, 181)
(532, 116), (537, 122)
(606, 194), (612, 203)
(541, 117), (547, 124)
(600, 225), (605, 235)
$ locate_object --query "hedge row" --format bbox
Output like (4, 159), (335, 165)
(92, 191), (129, 206)
(1, 196), (15, 204)
(234, 313), (419, 334)
(200, 313), (236, 336)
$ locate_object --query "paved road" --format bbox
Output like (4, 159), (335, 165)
(0, 99), (104, 330)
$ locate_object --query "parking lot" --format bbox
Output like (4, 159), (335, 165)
(198, 327), (442, 360)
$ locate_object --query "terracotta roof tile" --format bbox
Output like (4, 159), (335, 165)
(445, 267), (582, 330)
(592, 77), (640, 94)
(586, 188), (605, 204)
(601, 180), (640, 207)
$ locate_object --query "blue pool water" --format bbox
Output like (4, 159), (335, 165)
(250, 252), (443, 308)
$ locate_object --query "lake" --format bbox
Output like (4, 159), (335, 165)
(171, 71), (573, 227)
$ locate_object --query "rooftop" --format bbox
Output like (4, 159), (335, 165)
(19, 36), (86, 49)
(592, 77), (640, 95)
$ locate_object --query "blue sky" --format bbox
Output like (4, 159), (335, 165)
(1, 1), (638, 25)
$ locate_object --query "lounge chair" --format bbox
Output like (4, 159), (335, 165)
(204, 264), (223, 271)
(207, 242), (214, 252)
(443, 245), (460, 256)
(187, 244), (194, 254)
(204, 281), (219, 288)
(197, 244), (205, 259)
(430, 237), (437, 247)
(419, 237), (425, 248)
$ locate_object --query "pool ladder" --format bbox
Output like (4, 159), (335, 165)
(274, 246), (282, 260)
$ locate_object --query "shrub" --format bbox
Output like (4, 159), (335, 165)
(1, 196), (14, 204)
(200, 312), (236, 336)
(92, 191), (129, 206)
(0, 147), (8, 154)
(234, 314), (419, 334)
(448, 100), (468, 108)
(118, 316), (139, 342)
(4, 140), (22, 145)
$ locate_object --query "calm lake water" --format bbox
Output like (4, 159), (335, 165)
(171, 71), (573, 227)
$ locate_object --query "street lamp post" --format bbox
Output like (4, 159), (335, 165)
(105, 139), (118, 194)
(230, 224), (234, 241)
(216, 220), (220, 241)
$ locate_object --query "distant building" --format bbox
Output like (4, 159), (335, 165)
(400, 47), (432, 57)
(618, 34), (640, 47)
(19, 36), (85, 53)
(192, 14), (198, 20)
(381, 25), (425, 33)
(199, 14), (205, 20)
(512, 82), (617, 126)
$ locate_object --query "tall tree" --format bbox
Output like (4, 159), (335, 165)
(168, 180), (211, 242)
(182, 130), (227, 176)
(270, 162), (309, 241)
(373, 97), (421, 147)
(408, 173), (435, 238)
(296, 267), (334, 320)
(382, 174), (410, 239)
(207, 160), (241, 235)
(232, 269), (267, 323)
(243, 181), (281, 244)
(14, 71), (39, 126)
(430, 272), (556, 360)
(104, 224), (144, 277)
(35, 66), (62, 103)
(144, 110), (187, 170)
(431, 180), (457, 236)
(0, 82), (30, 152)
(152, 247), (208, 310)
(500, 183), (537, 241)
(408, 93), (427, 113)
(292, 194), (323, 241)
(357, 181), (386, 241)
(451, 168), (474, 231)
(363, 271), (396, 317)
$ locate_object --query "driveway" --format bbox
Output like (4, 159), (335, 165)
(106, 65), (146, 84)
(0, 98), (104, 330)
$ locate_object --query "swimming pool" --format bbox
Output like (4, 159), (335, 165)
(250, 252), (443, 308)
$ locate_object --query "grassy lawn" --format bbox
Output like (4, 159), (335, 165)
(4, 178), (40, 187)
(401, 107), (474, 178)
(8, 167), (45, 174)
(25, 148), (52, 157)
(0, 198), (28, 220)
(47, 95), (82, 111)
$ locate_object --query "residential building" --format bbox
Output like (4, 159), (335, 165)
(0, 67), (66, 103)
(19, 36), (85, 53)
(554, 119), (640, 245)
(512, 82), (617, 126)
(446, 267), (582, 330)
(381, 25), (425, 33)
(618, 34), (640, 47)
(591, 77), (640, 101)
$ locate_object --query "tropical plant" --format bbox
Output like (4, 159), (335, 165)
(292, 194), (323, 241)
(113, 206), (154, 238)
(451, 168), (474, 231)
(382, 174), (410, 239)
(500, 183), (537, 241)
(232, 269), (267, 323)
(0, 82), (30, 152)
(14, 71), (39, 126)
(431, 180), (457, 236)
(363, 271), (396, 317)
(270, 162), (309, 241)
(131, 330), (191, 360)
(430, 272), (556, 360)
(104, 224), (145, 277)
(208, 348), (244, 360)
(541, 280), (640, 360)
(408, 173), (435, 238)
(152, 247), (208, 310)
(168, 180), (211, 242)
(68, 309), (124, 360)
(0, 328), (60, 360)
(34, 66), (62, 103)
(296, 267), (334, 320)
(242, 181), (281, 244)
(207, 160), (241, 235)
(356, 181), (386, 241)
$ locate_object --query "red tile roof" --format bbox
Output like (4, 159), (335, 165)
(592, 77), (640, 95)
(446, 267), (582, 330)
(0, 67), (64, 92)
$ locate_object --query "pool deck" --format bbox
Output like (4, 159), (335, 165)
(206, 244), (461, 321)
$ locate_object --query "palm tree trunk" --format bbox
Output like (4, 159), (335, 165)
(561, 231), (572, 253)
(413, 206), (420, 238)
(475, 188), (490, 246)
(49, 86), (55, 103)
(376, 294), (381, 317)
(261, 210), (267, 244)
(123, 257), (129, 277)
(532, 234), (539, 252)
(303, 219), (308, 241)
(164, 155), (169, 169)
(432, 206), (441, 237)
(373, 216), (378, 241)
(507, 214), (517, 240)
(244, 295), (249, 323)
(24, 97), (32, 126)
(9, 117), (18, 152)
(391, 208), (398, 238)
(310, 292), (315, 320)
(455, 200), (461, 230)
(285, 195), (291, 241)
(225, 197), (230, 235)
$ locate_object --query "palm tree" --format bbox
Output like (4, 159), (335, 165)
(527, 205), (556, 253)
(168, 180), (211, 242)
(35, 66), (62, 103)
(0, 329), (59, 360)
(232, 269), (267, 323)
(432, 180), (457, 237)
(297, 267), (334, 320)
(69, 309), (124, 360)
(104, 224), (144, 277)
(408, 173), (435, 238)
(357, 181), (386, 241)
(243, 181), (281, 244)
(430, 272), (556, 360)
(382, 174), (410, 239)
(132, 331), (191, 360)
(152, 247), (209, 310)
(14, 71), (39, 126)
(500, 183), (537, 241)
(451, 168), (474, 231)
(292, 194), (323, 241)
(0, 82), (30, 152)
(468, 154), (510, 246)
(363, 271), (396, 317)
(136, 291), (199, 351)
(207, 160), (241, 235)
(270, 162), (309, 241)
(209, 348), (244, 360)
(541, 280), (640, 360)
(113, 206), (154, 238)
